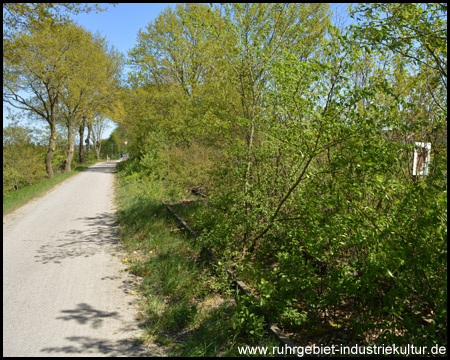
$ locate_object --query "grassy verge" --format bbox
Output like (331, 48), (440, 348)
(3, 159), (103, 215)
(114, 160), (280, 356)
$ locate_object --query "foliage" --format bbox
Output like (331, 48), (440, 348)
(3, 4), (122, 178)
(56, 23), (123, 171)
(125, 3), (331, 195)
(5, 1), (445, 350)
(120, 3), (447, 348)
(114, 161), (279, 355)
(3, 121), (47, 195)
(3, 3), (110, 38)
(4, 22), (71, 177)
(349, 4), (447, 81)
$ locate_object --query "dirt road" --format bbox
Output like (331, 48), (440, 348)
(3, 161), (162, 357)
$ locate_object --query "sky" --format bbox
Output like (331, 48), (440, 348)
(71, 3), (177, 62)
(4, 3), (353, 140)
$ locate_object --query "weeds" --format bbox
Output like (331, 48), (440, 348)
(114, 160), (280, 356)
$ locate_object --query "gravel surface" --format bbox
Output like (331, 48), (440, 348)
(3, 161), (165, 357)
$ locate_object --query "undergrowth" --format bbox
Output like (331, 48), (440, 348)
(114, 159), (280, 356)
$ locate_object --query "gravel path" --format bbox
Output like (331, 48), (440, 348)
(3, 161), (164, 357)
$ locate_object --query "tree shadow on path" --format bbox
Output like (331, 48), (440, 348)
(41, 303), (166, 356)
(34, 212), (119, 264)
(82, 162), (117, 174)
(56, 303), (120, 329)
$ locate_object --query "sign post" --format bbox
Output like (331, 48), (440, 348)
(124, 140), (128, 159)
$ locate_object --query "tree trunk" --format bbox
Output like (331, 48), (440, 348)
(243, 117), (255, 244)
(64, 123), (75, 173)
(45, 126), (57, 179)
(45, 144), (55, 179)
(64, 142), (75, 173)
(94, 136), (101, 159)
(86, 123), (91, 162)
(78, 118), (86, 165)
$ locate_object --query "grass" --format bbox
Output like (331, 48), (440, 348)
(114, 160), (282, 356)
(3, 159), (103, 215)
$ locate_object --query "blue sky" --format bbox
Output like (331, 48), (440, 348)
(4, 3), (353, 139)
(71, 3), (178, 60)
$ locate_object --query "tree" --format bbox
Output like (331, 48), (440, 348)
(118, 2), (446, 347)
(3, 3), (118, 177)
(128, 3), (218, 146)
(346, 4), (447, 344)
(90, 114), (111, 160)
(126, 3), (331, 194)
(4, 21), (82, 178)
(127, 4), (228, 189)
(349, 3), (447, 107)
(200, 3), (331, 238)
(3, 3), (109, 39)
(57, 26), (122, 171)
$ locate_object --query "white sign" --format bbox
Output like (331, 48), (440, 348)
(413, 142), (431, 176)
